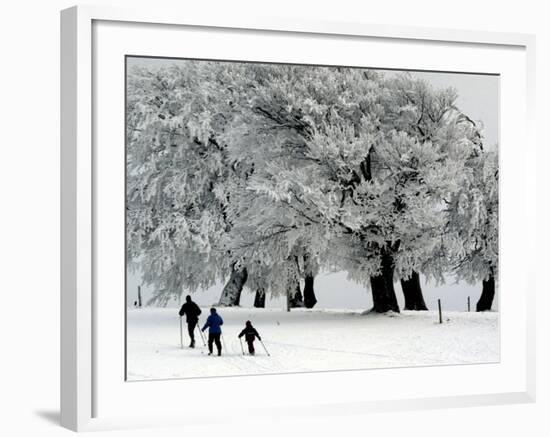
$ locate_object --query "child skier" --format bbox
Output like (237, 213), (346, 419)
(238, 320), (262, 355)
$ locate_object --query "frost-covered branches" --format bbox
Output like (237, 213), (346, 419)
(446, 149), (499, 283)
(126, 62), (245, 302)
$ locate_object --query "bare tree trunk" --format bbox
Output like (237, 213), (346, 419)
(363, 153), (400, 313)
(400, 270), (428, 310)
(286, 288), (290, 312)
(218, 265), (248, 306)
(370, 249), (400, 313)
(288, 274), (303, 308)
(290, 289), (303, 307)
(303, 273), (317, 308)
(476, 274), (495, 311)
(253, 288), (266, 308)
(302, 253), (318, 308)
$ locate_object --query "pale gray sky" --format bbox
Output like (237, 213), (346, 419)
(127, 58), (499, 311)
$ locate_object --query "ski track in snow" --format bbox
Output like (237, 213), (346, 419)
(126, 307), (499, 380)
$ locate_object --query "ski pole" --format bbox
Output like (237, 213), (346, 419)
(259, 339), (270, 357)
(196, 322), (206, 346)
(239, 337), (245, 355)
(179, 317), (183, 349)
(200, 327), (207, 346)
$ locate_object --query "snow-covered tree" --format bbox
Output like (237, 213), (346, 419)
(126, 62), (321, 307)
(381, 74), (484, 310)
(126, 62), (248, 305)
(446, 148), (498, 311)
(223, 65), (478, 313)
(217, 64), (349, 308)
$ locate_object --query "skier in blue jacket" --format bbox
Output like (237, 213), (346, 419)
(201, 308), (224, 356)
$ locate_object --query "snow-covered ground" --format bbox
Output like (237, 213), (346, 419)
(127, 307), (499, 381)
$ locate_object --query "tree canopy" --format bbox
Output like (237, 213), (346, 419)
(126, 61), (498, 311)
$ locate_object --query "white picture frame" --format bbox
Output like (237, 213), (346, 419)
(60, 5), (536, 432)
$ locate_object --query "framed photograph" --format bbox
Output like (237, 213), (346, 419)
(61, 5), (536, 432)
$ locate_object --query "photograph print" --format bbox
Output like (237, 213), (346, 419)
(125, 56), (499, 381)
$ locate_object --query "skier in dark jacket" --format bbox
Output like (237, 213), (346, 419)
(238, 320), (261, 355)
(178, 295), (202, 348)
(202, 308), (224, 356)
